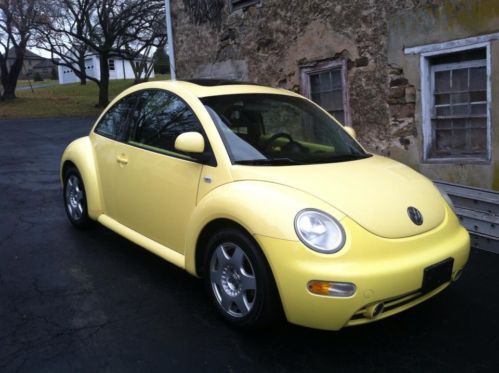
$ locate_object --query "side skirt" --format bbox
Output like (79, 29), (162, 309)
(97, 214), (185, 269)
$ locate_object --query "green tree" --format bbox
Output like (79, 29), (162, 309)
(153, 45), (170, 75)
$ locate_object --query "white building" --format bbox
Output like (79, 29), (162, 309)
(58, 54), (154, 85)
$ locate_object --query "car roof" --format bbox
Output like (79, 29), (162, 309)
(130, 79), (301, 99)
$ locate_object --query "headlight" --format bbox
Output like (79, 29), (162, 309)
(294, 209), (345, 253)
(435, 184), (455, 210)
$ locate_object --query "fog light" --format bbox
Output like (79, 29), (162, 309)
(307, 280), (356, 297)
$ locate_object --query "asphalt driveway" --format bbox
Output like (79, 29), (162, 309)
(0, 117), (498, 372)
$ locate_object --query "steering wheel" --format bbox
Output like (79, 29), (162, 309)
(263, 133), (307, 153)
(263, 133), (293, 150)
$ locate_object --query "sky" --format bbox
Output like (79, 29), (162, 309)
(31, 47), (51, 58)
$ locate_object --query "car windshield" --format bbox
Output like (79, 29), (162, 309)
(202, 94), (370, 165)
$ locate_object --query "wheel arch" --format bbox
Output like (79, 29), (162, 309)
(61, 160), (77, 180)
(194, 218), (258, 278)
(185, 180), (339, 278)
(60, 136), (103, 219)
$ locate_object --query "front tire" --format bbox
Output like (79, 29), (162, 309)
(204, 228), (281, 329)
(63, 167), (92, 228)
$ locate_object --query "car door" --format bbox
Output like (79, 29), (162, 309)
(92, 93), (139, 219)
(113, 89), (212, 254)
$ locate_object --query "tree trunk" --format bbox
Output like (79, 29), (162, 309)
(1, 83), (17, 100)
(131, 60), (141, 84)
(0, 58), (23, 101)
(78, 56), (87, 85)
(97, 55), (110, 107)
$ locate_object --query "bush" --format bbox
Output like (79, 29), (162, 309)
(33, 72), (44, 82)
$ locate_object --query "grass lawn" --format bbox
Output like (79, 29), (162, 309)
(0, 74), (170, 119)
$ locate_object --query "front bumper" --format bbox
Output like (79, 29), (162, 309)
(255, 205), (470, 330)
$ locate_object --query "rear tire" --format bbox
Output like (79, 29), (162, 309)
(203, 227), (281, 329)
(63, 167), (92, 228)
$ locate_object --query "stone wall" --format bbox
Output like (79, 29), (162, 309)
(172, 0), (499, 189)
(387, 65), (417, 157)
(172, 0), (439, 154)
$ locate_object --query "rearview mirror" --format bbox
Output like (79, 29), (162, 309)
(343, 126), (357, 139)
(175, 132), (205, 154)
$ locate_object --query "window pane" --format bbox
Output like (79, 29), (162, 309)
(95, 95), (136, 140)
(320, 92), (334, 111)
(331, 69), (342, 89)
(330, 110), (344, 124)
(310, 75), (321, 94)
(451, 93), (468, 104)
(332, 91), (343, 110)
(319, 72), (332, 91)
(434, 128), (452, 153)
(470, 91), (486, 102)
(311, 93), (321, 105)
(451, 129), (466, 150)
(435, 119), (452, 130)
(321, 91), (343, 111)
(470, 128), (487, 152)
(451, 68), (468, 91)
(436, 106), (451, 116)
(435, 70), (450, 92)
(130, 90), (203, 156)
(452, 118), (467, 130)
(451, 104), (468, 116)
(471, 103), (486, 115)
(435, 94), (450, 105)
(470, 117), (487, 129)
(470, 66), (486, 90)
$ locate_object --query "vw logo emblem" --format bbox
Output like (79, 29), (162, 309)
(407, 207), (423, 225)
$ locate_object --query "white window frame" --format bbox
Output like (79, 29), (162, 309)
(419, 42), (492, 163)
(108, 59), (115, 71)
(300, 59), (351, 126)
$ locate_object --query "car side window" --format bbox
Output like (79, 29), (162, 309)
(94, 94), (139, 141)
(129, 90), (208, 159)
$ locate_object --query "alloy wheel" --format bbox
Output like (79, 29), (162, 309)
(209, 242), (257, 318)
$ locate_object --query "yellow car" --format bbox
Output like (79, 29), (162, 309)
(61, 80), (470, 330)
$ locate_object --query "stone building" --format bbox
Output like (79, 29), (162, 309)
(171, 0), (499, 190)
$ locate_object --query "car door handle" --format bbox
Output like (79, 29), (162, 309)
(116, 154), (128, 165)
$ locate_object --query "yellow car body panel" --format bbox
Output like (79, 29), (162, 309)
(184, 180), (346, 275)
(230, 155), (445, 239)
(95, 137), (203, 254)
(256, 205), (469, 330)
(60, 80), (470, 330)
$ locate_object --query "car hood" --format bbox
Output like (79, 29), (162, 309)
(230, 155), (445, 239)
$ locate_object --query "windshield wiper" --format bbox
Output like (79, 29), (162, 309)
(234, 158), (301, 165)
(309, 153), (372, 163)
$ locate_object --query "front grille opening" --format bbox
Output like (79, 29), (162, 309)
(351, 290), (422, 320)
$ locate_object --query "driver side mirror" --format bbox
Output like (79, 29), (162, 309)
(175, 132), (205, 153)
(343, 126), (357, 140)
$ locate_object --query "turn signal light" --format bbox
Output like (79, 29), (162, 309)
(307, 280), (356, 297)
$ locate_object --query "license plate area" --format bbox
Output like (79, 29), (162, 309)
(422, 257), (454, 294)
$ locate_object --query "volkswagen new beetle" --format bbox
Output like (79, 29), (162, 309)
(61, 80), (470, 330)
